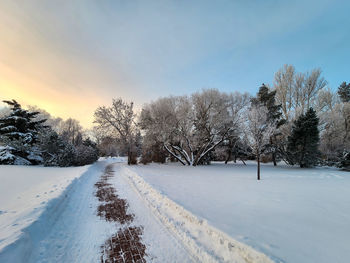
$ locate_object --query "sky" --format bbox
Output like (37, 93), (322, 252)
(0, 0), (349, 127)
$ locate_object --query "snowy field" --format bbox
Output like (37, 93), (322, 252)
(1, 159), (349, 263)
(127, 162), (350, 263)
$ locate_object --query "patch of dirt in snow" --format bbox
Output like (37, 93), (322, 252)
(101, 226), (146, 263)
(95, 165), (147, 263)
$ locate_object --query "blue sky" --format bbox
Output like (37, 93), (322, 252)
(0, 0), (349, 126)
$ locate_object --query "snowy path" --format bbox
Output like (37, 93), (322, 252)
(0, 160), (193, 262)
(0, 160), (114, 262)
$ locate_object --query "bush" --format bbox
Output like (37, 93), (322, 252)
(74, 145), (98, 166)
(339, 151), (350, 171)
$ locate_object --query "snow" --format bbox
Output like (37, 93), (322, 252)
(0, 158), (196, 262)
(119, 165), (272, 263)
(0, 164), (89, 251)
(1, 158), (348, 262)
(127, 162), (350, 263)
(110, 164), (194, 262)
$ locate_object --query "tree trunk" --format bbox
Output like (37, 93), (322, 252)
(270, 136), (277, 166)
(225, 150), (232, 164)
(257, 154), (261, 180)
(127, 152), (131, 165)
(272, 152), (277, 166)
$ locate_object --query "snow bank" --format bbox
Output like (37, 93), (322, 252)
(121, 166), (273, 263)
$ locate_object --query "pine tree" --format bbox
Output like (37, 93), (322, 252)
(0, 100), (46, 165)
(338, 82), (350, 103)
(287, 108), (320, 167)
(0, 100), (46, 145)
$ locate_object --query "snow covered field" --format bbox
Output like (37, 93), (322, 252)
(127, 162), (350, 263)
(1, 159), (348, 262)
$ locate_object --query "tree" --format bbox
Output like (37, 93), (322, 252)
(140, 90), (234, 166)
(247, 103), (275, 180)
(0, 100), (46, 165)
(339, 150), (350, 171)
(251, 84), (285, 166)
(60, 118), (83, 146)
(221, 92), (250, 164)
(274, 64), (296, 122)
(274, 65), (327, 121)
(287, 108), (320, 167)
(0, 100), (46, 145)
(337, 82), (350, 103)
(94, 98), (138, 165)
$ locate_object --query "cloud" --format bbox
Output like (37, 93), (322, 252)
(0, 0), (339, 127)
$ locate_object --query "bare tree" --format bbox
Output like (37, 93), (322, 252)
(61, 118), (83, 146)
(94, 98), (137, 165)
(274, 64), (295, 121)
(247, 104), (275, 180)
(303, 69), (327, 110)
(140, 89), (235, 166)
(274, 65), (327, 121)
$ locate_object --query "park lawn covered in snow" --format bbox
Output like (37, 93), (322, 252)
(127, 161), (350, 263)
(0, 164), (89, 251)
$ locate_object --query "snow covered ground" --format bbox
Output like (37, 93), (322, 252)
(1, 159), (348, 262)
(0, 164), (89, 251)
(127, 162), (350, 263)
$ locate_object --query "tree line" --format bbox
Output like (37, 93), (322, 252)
(93, 64), (350, 178)
(0, 100), (98, 166)
(1, 64), (349, 176)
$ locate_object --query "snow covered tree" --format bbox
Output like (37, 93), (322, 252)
(287, 108), (320, 167)
(337, 82), (350, 103)
(94, 98), (138, 165)
(0, 100), (46, 145)
(251, 84), (285, 166)
(220, 92), (251, 164)
(339, 150), (350, 171)
(0, 100), (46, 165)
(140, 90), (234, 166)
(247, 103), (275, 180)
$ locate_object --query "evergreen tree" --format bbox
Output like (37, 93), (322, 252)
(287, 108), (320, 167)
(339, 150), (350, 171)
(0, 100), (46, 145)
(338, 82), (350, 103)
(0, 100), (46, 165)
